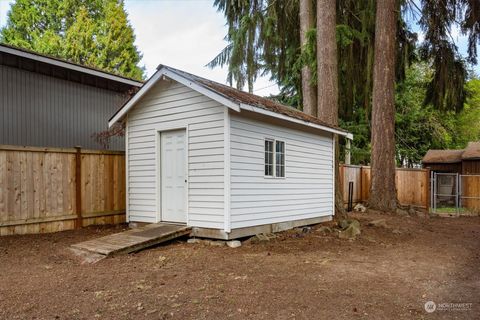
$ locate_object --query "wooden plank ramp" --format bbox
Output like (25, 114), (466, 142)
(71, 223), (191, 256)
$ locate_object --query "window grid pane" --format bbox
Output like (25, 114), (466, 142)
(275, 141), (285, 177)
(265, 140), (274, 176)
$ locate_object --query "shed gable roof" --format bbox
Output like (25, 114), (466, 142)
(422, 141), (480, 164)
(422, 149), (464, 164)
(462, 141), (480, 160)
(109, 65), (350, 137)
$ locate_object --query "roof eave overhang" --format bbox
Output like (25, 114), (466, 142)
(0, 45), (143, 87)
(239, 103), (351, 138)
(422, 161), (462, 165)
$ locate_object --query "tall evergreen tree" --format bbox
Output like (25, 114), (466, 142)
(211, 0), (479, 164)
(317, 0), (338, 125)
(299, 0), (317, 116)
(0, 0), (144, 80)
(369, 0), (398, 211)
(316, 0), (345, 217)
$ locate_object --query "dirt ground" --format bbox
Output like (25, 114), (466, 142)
(0, 211), (479, 320)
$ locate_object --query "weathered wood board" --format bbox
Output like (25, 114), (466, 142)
(0, 145), (126, 236)
(461, 175), (480, 214)
(340, 165), (430, 209)
(71, 223), (191, 256)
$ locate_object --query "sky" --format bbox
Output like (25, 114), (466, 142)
(0, 0), (281, 95)
(0, 0), (478, 94)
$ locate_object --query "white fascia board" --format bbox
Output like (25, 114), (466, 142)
(108, 67), (241, 127)
(0, 45), (143, 87)
(109, 70), (164, 126)
(239, 103), (351, 137)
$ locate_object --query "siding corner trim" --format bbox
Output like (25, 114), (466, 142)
(224, 108), (231, 233)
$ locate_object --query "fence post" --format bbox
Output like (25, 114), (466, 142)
(425, 168), (430, 214)
(339, 164), (344, 201)
(75, 146), (82, 229)
(360, 166), (364, 202)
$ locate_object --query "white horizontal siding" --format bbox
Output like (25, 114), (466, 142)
(127, 80), (225, 228)
(229, 114), (334, 229)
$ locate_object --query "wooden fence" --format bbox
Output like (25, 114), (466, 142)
(461, 175), (480, 213)
(0, 145), (125, 236)
(339, 164), (430, 209)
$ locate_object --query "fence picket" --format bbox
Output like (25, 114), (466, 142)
(0, 145), (126, 236)
(339, 164), (430, 209)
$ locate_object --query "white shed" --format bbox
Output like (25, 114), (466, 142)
(109, 65), (350, 239)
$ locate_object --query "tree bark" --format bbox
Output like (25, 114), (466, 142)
(316, 0), (338, 125)
(369, 0), (398, 212)
(299, 0), (317, 116)
(316, 0), (346, 218)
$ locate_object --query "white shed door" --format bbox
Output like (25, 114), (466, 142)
(161, 129), (187, 223)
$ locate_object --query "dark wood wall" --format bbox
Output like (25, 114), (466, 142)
(462, 160), (480, 174)
(424, 161), (480, 174)
(423, 163), (462, 174)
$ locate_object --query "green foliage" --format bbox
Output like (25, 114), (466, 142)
(340, 62), (480, 167)
(394, 64), (480, 166)
(212, 0), (480, 167)
(395, 63), (452, 166)
(0, 0), (144, 80)
(417, 0), (479, 112)
(211, 0), (416, 118)
(339, 108), (371, 165)
(450, 78), (480, 147)
(209, 0), (301, 94)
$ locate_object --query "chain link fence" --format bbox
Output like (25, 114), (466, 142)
(431, 172), (480, 216)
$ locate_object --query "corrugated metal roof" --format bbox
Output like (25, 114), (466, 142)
(0, 43), (143, 87)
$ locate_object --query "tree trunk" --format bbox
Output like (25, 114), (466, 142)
(299, 0), (317, 116)
(316, 0), (338, 124)
(369, 0), (398, 212)
(317, 0), (346, 218)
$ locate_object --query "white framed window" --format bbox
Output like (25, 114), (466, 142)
(264, 139), (274, 176)
(264, 139), (285, 178)
(275, 140), (285, 177)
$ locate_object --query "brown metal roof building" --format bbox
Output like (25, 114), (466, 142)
(422, 142), (480, 174)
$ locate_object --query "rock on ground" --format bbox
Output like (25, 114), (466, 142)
(226, 240), (242, 248)
(338, 219), (361, 239)
(354, 203), (367, 213)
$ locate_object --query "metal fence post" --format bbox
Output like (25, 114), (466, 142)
(456, 173), (460, 215)
(459, 174), (462, 210)
(432, 171), (436, 213)
(425, 168), (432, 214)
